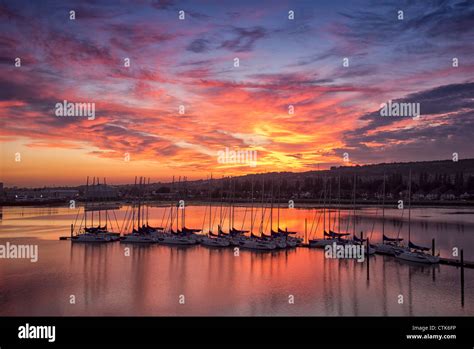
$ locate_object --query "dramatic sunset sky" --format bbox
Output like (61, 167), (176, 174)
(1, 0), (473, 186)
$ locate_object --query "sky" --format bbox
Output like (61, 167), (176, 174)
(0, 0), (473, 187)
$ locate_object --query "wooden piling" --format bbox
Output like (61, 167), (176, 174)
(432, 238), (435, 256)
(366, 237), (370, 281)
(70, 223), (73, 238)
(461, 249), (464, 307)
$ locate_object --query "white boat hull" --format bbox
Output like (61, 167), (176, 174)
(120, 234), (157, 243)
(338, 239), (376, 255)
(230, 235), (247, 246)
(157, 234), (198, 245)
(374, 243), (406, 256)
(395, 250), (440, 264)
(201, 236), (231, 247)
(72, 233), (114, 243)
(309, 239), (335, 248)
(239, 239), (276, 250)
(275, 239), (287, 249)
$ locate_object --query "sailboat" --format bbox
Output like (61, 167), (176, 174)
(274, 228), (299, 247)
(156, 176), (199, 245)
(344, 173), (375, 256)
(266, 179), (287, 249)
(395, 170), (440, 264)
(201, 175), (231, 247)
(238, 177), (277, 250)
(310, 177), (349, 247)
(271, 179), (299, 247)
(374, 174), (406, 255)
(396, 242), (440, 264)
(201, 230), (231, 247)
(240, 234), (277, 250)
(176, 176), (203, 241)
(375, 234), (405, 255)
(121, 177), (159, 243)
(222, 177), (249, 246)
(341, 174), (376, 255)
(208, 176), (243, 246)
(141, 177), (165, 234)
(346, 232), (376, 255)
(72, 177), (120, 243)
(310, 231), (350, 247)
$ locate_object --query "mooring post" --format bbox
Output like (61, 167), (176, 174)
(461, 249), (464, 307)
(366, 237), (370, 281)
(432, 238), (435, 256)
(70, 223), (73, 238)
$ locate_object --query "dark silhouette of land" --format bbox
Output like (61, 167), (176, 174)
(2, 158), (474, 205)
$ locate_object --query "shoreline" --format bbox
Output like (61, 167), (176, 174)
(2, 199), (474, 209)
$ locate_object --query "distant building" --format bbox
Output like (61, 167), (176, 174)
(412, 191), (425, 200)
(440, 190), (456, 200)
(9, 188), (79, 202)
(85, 184), (119, 200)
(426, 189), (441, 200)
(43, 189), (79, 200)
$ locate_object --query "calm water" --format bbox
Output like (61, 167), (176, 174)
(0, 204), (473, 316)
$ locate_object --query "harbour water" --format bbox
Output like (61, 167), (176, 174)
(0, 205), (473, 316)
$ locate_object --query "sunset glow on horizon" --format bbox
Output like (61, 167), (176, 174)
(1, 0), (474, 187)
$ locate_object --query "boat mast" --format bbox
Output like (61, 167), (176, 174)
(209, 174), (212, 234)
(231, 178), (234, 230)
(250, 178), (254, 234)
(132, 176), (137, 231)
(91, 177), (95, 227)
(323, 178), (326, 235)
(382, 173), (386, 242)
(92, 177), (99, 227)
(170, 176), (174, 232)
(352, 173), (356, 238)
(142, 177), (146, 227)
(228, 177), (232, 233)
(104, 177), (108, 229)
(220, 176), (224, 229)
(232, 178), (236, 230)
(177, 176), (181, 231)
(338, 174), (341, 232)
(85, 176), (89, 230)
(138, 177), (142, 230)
(97, 177), (101, 227)
(141, 177), (145, 227)
(147, 177), (150, 226)
(270, 178), (274, 232)
(260, 177), (265, 235)
(328, 178), (332, 232)
(138, 177), (142, 228)
(408, 169), (412, 243)
(277, 178), (281, 231)
(182, 176), (186, 229)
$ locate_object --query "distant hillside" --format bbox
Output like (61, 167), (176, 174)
(125, 158), (474, 203)
(3, 158), (474, 204)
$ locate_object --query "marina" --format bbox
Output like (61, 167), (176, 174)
(1, 194), (472, 316)
(59, 176), (472, 267)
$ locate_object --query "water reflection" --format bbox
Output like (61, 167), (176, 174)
(0, 205), (472, 316)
